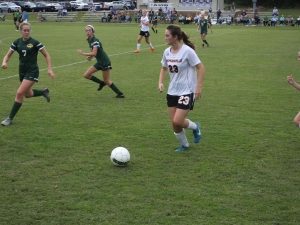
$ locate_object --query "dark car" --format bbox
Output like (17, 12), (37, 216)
(14, 1), (38, 12)
(35, 2), (56, 12)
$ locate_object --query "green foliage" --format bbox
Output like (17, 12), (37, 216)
(225, 0), (298, 8)
(0, 22), (299, 225)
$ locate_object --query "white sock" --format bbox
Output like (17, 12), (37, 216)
(149, 42), (154, 49)
(174, 130), (189, 147)
(298, 123), (300, 128)
(187, 119), (197, 130)
(137, 43), (141, 50)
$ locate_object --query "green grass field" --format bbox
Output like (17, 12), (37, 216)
(0, 21), (299, 225)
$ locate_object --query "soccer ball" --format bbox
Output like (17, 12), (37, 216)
(110, 147), (130, 166)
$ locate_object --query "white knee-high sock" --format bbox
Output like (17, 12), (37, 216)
(149, 42), (154, 48)
(187, 119), (197, 130)
(174, 130), (189, 147)
(137, 43), (141, 50)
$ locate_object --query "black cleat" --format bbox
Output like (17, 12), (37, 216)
(42, 88), (50, 102)
(202, 43), (205, 48)
(98, 83), (106, 91)
(116, 94), (125, 98)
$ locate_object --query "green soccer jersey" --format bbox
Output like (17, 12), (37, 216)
(87, 36), (110, 66)
(10, 37), (44, 71)
(199, 19), (208, 33)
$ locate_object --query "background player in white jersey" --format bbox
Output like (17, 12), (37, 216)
(158, 25), (205, 152)
(134, 10), (155, 53)
(287, 51), (300, 127)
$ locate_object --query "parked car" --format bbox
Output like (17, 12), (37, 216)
(0, 2), (21, 12)
(59, 2), (75, 11)
(35, 2), (56, 12)
(103, 1), (127, 10)
(48, 2), (63, 11)
(122, 0), (135, 10)
(69, 1), (88, 11)
(14, 1), (36, 12)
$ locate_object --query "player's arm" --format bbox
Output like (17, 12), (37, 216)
(78, 46), (97, 57)
(1, 49), (14, 69)
(195, 63), (205, 99)
(287, 75), (300, 91)
(158, 66), (168, 92)
(40, 48), (55, 79)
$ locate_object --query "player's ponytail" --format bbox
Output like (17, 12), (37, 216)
(181, 31), (195, 50)
(166, 25), (195, 50)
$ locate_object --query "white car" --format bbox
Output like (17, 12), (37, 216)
(48, 3), (63, 11)
(103, 1), (127, 10)
(0, 2), (21, 12)
(70, 1), (88, 10)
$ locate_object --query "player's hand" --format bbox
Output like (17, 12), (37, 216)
(1, 63), (8, 69)
(87, 56), (93, 61)
(48, 68), (55, 79)
(77, 49), (83, 55)
(195, 88), (202, 100)
(158, 83), (164, 92)
(287, 75), (295, 85)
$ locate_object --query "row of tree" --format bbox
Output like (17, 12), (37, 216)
(224, 0), (298, 8)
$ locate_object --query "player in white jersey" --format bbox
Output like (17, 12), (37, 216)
(158, 25), (205, 152)
(134, 10), (155, 53)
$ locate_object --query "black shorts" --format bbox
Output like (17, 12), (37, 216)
(167, 93), (195, 110)
(19, 68), (39, 82)
(139, 31), (150, 37)
(93, 63), (112, 71)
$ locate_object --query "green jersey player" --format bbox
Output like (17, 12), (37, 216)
(198, 14), (209, 48)
(1, 22), (55, 126)
(77, 25), (124, 98)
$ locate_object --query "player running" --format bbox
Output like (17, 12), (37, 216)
(1, 22), (55, 126)
(78, 25), (124, 98)
(198, 14), (209, 48)
(134, 10), (155, 53)
(151, 14), (158, 34)
(158, 25), (205, 152)
(287, 51), (300, 127)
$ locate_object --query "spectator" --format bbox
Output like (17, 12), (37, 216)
(279, 15), (285, 25)
(297, 16), (300, 26)
(231, 1), (235, 12)
(125, 12), (131, 23)
(271, 16), (278, 26)
(178, 14), (185, 24)
(62, 8), (68, 16)
(272, 7), (279, 17)
(217, 9), (222, 22)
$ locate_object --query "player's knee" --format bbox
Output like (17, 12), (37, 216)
(104, 79), (112, 85)
(172, 119), (183, 128)
(15, 91), (25, 100)
(293, 117), (300, 126)
(83, 73), (91, 79)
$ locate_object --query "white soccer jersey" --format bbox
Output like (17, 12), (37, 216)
(161, 44), (201, 96)
(140, 16), (150, 32)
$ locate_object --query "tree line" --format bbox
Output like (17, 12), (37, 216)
(225, 0), (298, 8)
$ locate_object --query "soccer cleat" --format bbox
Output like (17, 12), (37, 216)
(134, 49), (140, 53)
(116, 94), (125, 98)
(42, 88), (50, 103)
(149, 48), (155, 53)
(175, 145), (189, 152)
(1, 117), (12, 126)
(193, 122), (202, 143)
(98, 82), (106, 91)
(202, 43), (205, 48)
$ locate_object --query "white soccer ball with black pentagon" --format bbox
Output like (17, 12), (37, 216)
(110, 147), (130, 166)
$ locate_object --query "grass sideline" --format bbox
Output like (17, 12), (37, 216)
(0, 22), (300, 225)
